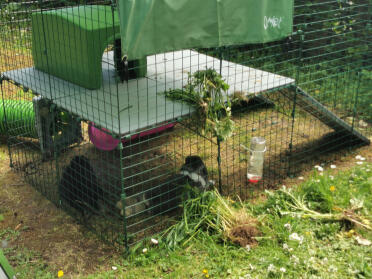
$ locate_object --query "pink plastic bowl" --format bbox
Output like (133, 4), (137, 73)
(88, 122), (175, 151)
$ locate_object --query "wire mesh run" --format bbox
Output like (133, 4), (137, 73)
(0, 0), (371, 249)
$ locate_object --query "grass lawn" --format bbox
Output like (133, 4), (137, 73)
(0, 144), (371, 279)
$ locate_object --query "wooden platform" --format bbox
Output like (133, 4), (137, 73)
(3, 50), (294, 135)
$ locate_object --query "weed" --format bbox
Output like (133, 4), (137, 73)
(164, 69), (235, 141)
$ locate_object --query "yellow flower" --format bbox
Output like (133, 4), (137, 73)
(203, 269), (208, 274)
(305, 231), (311, 236)
(57, 270), (64, 278)
(329, 186), (336, 192)
(346, 229), (355, 238)
(205, 274), (210, 278)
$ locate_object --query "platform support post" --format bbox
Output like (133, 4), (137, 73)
(118, 141), (129, 254)
(288, 29), (304, 178)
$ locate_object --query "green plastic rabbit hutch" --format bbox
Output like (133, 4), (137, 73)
(31, 5), (147, 89)
(0, 0), (370, 249)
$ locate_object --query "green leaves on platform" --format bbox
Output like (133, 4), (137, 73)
(164, 69), (234, 141)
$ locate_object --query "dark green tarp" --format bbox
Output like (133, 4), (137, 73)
(118, 0), (294, 59)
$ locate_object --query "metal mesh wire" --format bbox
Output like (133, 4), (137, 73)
(0, 0), (371, 249)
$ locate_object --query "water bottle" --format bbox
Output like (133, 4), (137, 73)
(245, 137), (266, 183)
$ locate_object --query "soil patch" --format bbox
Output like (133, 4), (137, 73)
(229, 224), (260, 247)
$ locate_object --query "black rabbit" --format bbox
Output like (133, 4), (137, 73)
(59, 156), (103, 217)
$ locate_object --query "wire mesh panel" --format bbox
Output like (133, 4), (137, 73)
(0, 0), (371, 249)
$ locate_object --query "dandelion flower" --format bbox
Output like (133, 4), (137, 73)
(329, 185), (336, 192)
(205, 274), (210, 278)
(58, 270), (64, 278)
(142, 248), (148, 253)
(203, 269), (208, 274)
(305, 231), (311, 236)
(330, 164), (336, 169)
(346, 230), (355, 238)
(280, 267), (286, 273)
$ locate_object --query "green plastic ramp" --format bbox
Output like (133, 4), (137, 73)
(281, 86), (370, 145)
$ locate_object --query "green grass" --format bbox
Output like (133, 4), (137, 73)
(0, 227), (54, 279)
(5, 247), (53, 279)
(89, 162), (371, 279)
(1, 163), (371, 278)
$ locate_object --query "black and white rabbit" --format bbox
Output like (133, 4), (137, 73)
(59, 156), (103, 218)
(151, 155), (213, 214)
(116, 156), (212, 217)
(179, 155), (213, 191)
